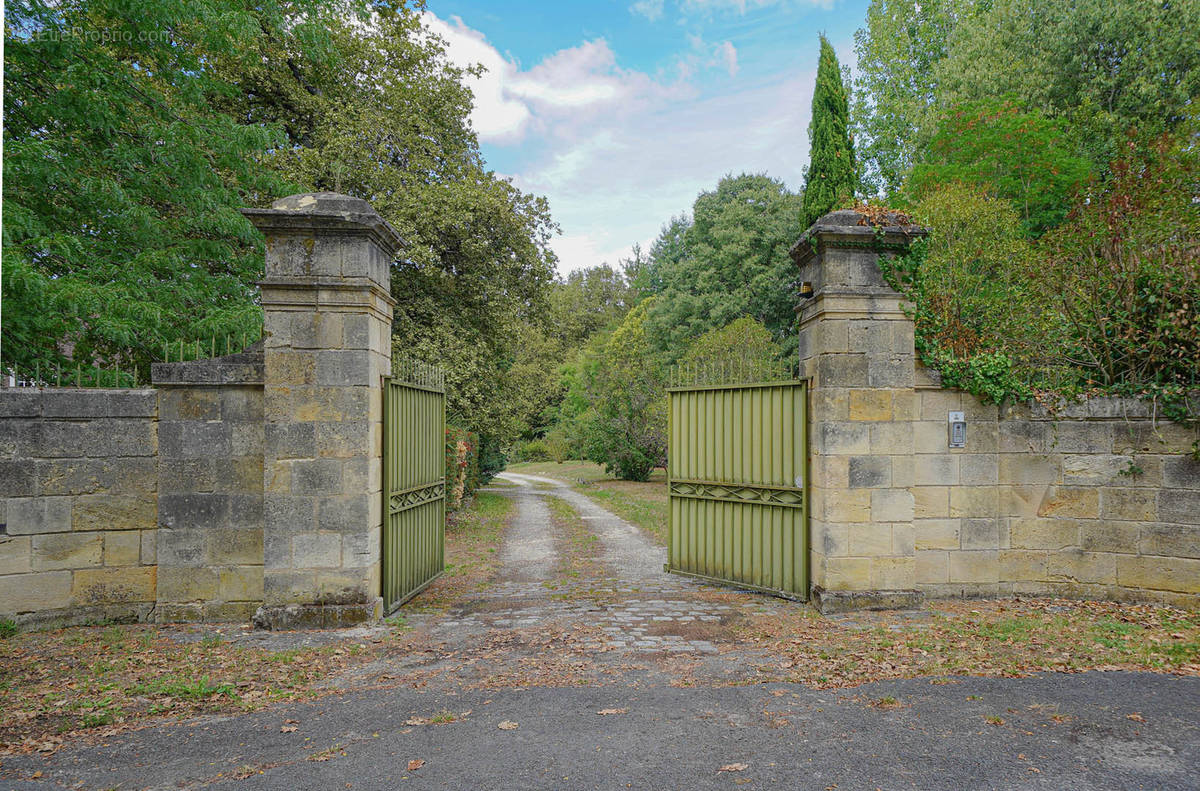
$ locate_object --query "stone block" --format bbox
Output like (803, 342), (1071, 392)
(1100, 488), (1157, 521)
(825, 556), (872, 590)
(999, 550), (1047, 582)
(1162, 456), (1200, 489)
(892, 523), (915, 555)
(810, 389), (849, 421)
(41, 390), (109, 418)
(961, 397), (998, 421)
(961, 518), (1000, 550)
(1139, 523), (1200, 559)
(1080, 521), (1140, 555)
(0, 535), (32, 575)
(317, 495), (370, 533)
(159, 459), (216, 494)
(818, 422), (870, 455)
(869, 422), (913, 454)
(1118, 555), (1200, 593)
(72, 566), (156, 604)
(1159, 490), (1200, 524)
(960, 455), (999, 485)
(1048, 422), (1113, 454)
(265, 351), (317, 386)
(812, 456), (849, 489)
(919, 390), (962, 421)
(0, 460), (38, 496)
(916, 550), (948, 583)
(292, 387), (369, 423)
(871, 556), (915, 589)
(949, 486), (999, 518)
(157, 566), (220, 602)
(201, 527), (261, 567)
(290, 458), (344, 495)
(106, 390), (158, 418)
(999, 454), (1060, 485)
(104, 531), (141, 566)
(19, 420), (93, 458)
(913, 487), (949, 518)
(104, 458), (157, 494)
(0, 570), (72, 613)
(913, 421), (949, 455)
(227, 493), (264, 529)
(6, 496), (73, 534)
(221, 388), (264, 423)
(915, 519), (959, 550)
(1011, 518), (1078, 550)
(159, 389), (220, 421)
(1063, 455), (1132, 485)
(158, 493), (229, 530)
(892, 322), (915, 355)
(847, 320), (892, 352)
(866, 356), (914, 388)
(1037, 487), (1100, 519)
(342, 315), (371, 349)
(219, 567), (265, 602)
(948, 550), (1000, 584)
(1113, 423), (1197, 455)
(871, 489), (913, 522)
(1047, 550), (1117, 585)
(95, 419), (157, 457)
(1004, 485), (1050, 519)
(824, 489), (871, 522)
(848, 455), (890, 488)
(890, 456), (915, 488)
(155, 528), (206, 566)
(0, 391), (43, 418)
(914, 455), (958, 486)
(998, 421), (1047, 453)
(140, 530), (156, 564)
(263, 569), (320, 604)
(848, 523), (893, 556)
(315, 350), (371, 387)
(317, 421), (370, 458)
(293, 532), (341, 568)
(817, 354), (869, 388)
(848, 390), (892, 422)
(265, 423), (316, 459)
(891, 391), (917, 421)
(341, 530), (380, 569)
(73, 494), (156, 532)
(158, 420), (232, 458)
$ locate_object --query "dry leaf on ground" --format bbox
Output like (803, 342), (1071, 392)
(407, 759), (425, 771)
(596, 708), (627, 715)
(497, 721), (519, 730)
(718, 763), (749, 772)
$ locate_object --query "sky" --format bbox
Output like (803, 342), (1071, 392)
(422, 0), (871, 275)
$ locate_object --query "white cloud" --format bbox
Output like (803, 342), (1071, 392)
(630, 0), (666, 21)
(423, 12), (818, 275)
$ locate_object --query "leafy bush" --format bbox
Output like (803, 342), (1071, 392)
(516, 439), (551, 463)
(444, 425), (480, 510)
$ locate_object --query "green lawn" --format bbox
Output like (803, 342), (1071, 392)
(506, 460), (669, 546)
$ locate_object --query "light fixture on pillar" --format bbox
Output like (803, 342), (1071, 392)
(798, 281), (814, 300)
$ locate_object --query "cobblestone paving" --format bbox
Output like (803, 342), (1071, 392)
(406, 472), (795, 658)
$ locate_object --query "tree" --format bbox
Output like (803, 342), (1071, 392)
(646, 174), (803, 359)
(218, 3), (558, 445)
(548, 265), (634, 352)
(625, 215), (690, 302)
(677, 318), (786, 383)
(907, 100), (1091, 237)
(801, 35), (857, 228)
(2, 0), (356, 378)
(851, 0), (972, 195)
(578, 300), (667, 481)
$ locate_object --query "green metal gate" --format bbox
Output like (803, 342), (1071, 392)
(666, 378), (808, 599)
(382, 364), (446, 612)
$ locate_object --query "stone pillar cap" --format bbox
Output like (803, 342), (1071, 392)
(241, 192), (405, 258)
(790, 208), (926, 266)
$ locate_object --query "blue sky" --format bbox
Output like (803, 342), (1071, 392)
(423, 0), (871, 274)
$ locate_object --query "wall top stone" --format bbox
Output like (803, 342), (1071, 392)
(789, 209), (926, 268)
(241, 191), (405, 259)
(151, 346), (264, 387)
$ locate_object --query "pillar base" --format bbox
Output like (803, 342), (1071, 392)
(812, 586), (924, 614)
(252, 597), (383, 630)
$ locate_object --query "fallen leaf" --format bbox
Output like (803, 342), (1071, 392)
(596, 708), (627, 716)
(405, 717), (429, 726)
(281, 726), (298, 733)
(497, 721), (519, 730)
(1127, 713), (1146, 723)
(718, 763), (749, 772)
(407, 759), (425, 771)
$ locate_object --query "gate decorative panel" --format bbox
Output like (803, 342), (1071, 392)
(666, 379), (808, 599)
(382, 364), (445, 612)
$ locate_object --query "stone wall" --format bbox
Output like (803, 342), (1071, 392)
(913, 384), (1200, 607)
(794, 209), (1200, 611)
(0, 389), (159, 626)
(153, 351), (265, 622)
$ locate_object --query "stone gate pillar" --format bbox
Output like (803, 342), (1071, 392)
(791, 210), (926, 612)
(242, 193), (399, 628)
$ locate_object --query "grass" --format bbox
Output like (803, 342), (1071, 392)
(545, 495), (609, 586)
(507, 460), (669, 545)
(0, 620), (18, 639)
(409, 492), (517, 611)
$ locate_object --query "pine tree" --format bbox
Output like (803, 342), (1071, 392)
(801, 35), (857, 228)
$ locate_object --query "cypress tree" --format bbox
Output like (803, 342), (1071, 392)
(801, 35), (857, 228)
